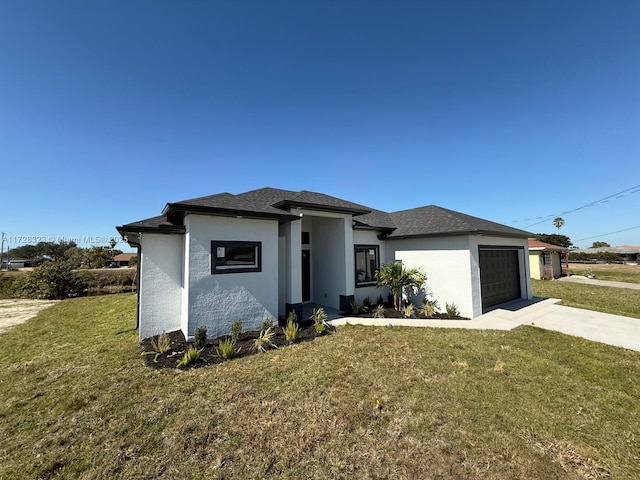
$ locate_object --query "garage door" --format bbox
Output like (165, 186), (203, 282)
(479, 249), (521, 312)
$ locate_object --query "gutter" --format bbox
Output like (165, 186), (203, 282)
(117, 229), (142, 332)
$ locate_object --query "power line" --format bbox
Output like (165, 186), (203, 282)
(505, 183), (640, 228)
(574, 225), (640, 243)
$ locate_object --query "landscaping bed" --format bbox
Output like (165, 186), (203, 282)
(141, 321), (334, 369)
(348, 305), (469, 320)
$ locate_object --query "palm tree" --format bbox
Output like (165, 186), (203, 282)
(375, 261), (426, 310)
(553, 217), (565, 233)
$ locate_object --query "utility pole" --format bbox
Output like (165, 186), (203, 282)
(0, 232), (4, 271)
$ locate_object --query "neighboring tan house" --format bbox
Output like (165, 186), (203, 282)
(528, 240), (568, 279)
(117, 187), (533, 340)
(112, 252), (136, 267)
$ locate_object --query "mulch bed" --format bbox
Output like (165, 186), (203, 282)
(141, 321), (335, 370)
(350, 306), (468, 320)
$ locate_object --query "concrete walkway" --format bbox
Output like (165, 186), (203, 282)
(330, 297), (640, 352)
(558, 275), (640, 290)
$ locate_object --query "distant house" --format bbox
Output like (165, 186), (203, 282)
(571, 246), (639, 264)
(117, 187), (533, 341)
(528, 240), (567, 279)
(112, 253), (136, 267)
(1, 258), (30, 269)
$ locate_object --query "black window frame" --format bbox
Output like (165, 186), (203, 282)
(211, 240), (262, 274)
(354, 244), (380, 287)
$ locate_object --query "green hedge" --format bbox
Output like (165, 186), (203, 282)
(75, 268), (137, 289)
(568, 252), (623, 262)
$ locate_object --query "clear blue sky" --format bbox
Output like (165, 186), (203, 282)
(1, 0), (639, 251)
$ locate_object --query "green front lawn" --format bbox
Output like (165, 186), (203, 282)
(1, 294), (638, 479)
(533, 279), (640, 319)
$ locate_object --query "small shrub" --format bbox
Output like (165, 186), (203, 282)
(194, 326), (207, 349)
(177, 346), (203, 367)
(260, 317), (274, 333)
(585, 268), (596, 279)
(286, 310), (297, 325)
(231, 319), (242, 343)
(421, 299), (440, 317)
(362, 296), (372, 310)
(252, 326), (276, 353)
(142, 331), (171, 363)
(376, 294), (384, 306)
(372, 305), (385, 318)
(402, 303), (416, 318)
(445, 302), (460, 317)
(216, 337), (241, 359)
(312, 307), (329, 335)
(283, 317), (299, 343)
(150, 331), (171, 354)
(350, 301), (363, 315)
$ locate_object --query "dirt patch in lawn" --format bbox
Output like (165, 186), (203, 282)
(141, 321), (335, 369)
(0, 299), (58, 334)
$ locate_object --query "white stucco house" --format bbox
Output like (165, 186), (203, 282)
(117, 187), (533, 340)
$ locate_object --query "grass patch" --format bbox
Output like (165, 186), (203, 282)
(568, 263), (640, 284)
(533, 279), (640, 319)
(1, 294), (639, 478)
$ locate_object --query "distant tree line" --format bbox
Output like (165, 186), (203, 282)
(4, 241), (124, 269)
(536, 233), (573, 248)
(568, 251), (623, 262)
(0, 240), (137, 300)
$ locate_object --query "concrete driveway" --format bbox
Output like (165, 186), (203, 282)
(479, 298), (640, 352)
(331, 297), (640, 352)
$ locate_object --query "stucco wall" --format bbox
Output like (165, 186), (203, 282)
(184, 214), (279, 340)
(310, 215), (348, 309)
(138, 233), (184, 339)
(529, 251), (542, 279)
(353, 229), (387, 304)
(386, 236), (474, 318)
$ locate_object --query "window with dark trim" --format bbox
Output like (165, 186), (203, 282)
(211, 241), (262, 274)
(355, 245), (379, 286)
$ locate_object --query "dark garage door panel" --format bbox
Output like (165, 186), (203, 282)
(480, 249), (521, 311)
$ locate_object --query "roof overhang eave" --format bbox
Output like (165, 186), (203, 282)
(388, 229), (532, 240)
(274, 201), (371, 216)
(163, 203), (300, 223)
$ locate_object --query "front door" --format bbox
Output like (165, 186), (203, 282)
(302, 250), (311, 302)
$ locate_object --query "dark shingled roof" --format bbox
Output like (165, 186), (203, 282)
(164, 191), (297, 219)
(117, 188), (532, 239)
(353, 209), (396, 230)
(236, 187), (372, 215)
(117, 216), (185, 235)
(387, 205), (532, 239)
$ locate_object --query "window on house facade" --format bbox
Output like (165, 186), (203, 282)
(211, 241), (261, 274)
(355, 245), (379, 286)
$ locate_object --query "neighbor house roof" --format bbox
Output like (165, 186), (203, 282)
(528, 240), (568, 251)
(387, 205), (532, 239)
(112, 253), (136, 261)
(574, 246), (640, 254)
(117, 188), (533, 239)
